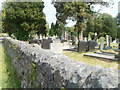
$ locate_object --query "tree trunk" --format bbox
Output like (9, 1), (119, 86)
(77, 30), (84, 41)
(77, 30), (84, 52)
(80, 30), (83, 41)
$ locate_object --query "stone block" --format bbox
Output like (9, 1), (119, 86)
(88, 40), (97, 51)
(78, 41), (87, 53)
(3, 37), (120, 88)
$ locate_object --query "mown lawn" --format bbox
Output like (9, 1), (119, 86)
(0, 45), (21, 88)
(63, 50), (119, 69)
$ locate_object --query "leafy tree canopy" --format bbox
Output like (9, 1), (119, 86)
(86, 13), (117, 38)
(2, 2), (47, 40)
(52, 1), (110, 41)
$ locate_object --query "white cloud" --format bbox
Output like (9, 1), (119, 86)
(94, 0), (119, 17)
(0, 0), (6, 10)
(43, 0), (57, 28)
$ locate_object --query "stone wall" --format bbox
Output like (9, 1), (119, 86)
(3, 37), (120, 88)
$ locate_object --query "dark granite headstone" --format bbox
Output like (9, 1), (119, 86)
(78, 41), (87, 53)
(118, 53), (120, 60)
(88, 41), (97, 51)
(41, 39), (52, 49)
(114, 49), (120, 60)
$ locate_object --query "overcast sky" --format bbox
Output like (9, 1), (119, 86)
(0, 0), (120, 28)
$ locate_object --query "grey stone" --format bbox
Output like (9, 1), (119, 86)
(78, 41), (87, 53)
(88, 40), (97, 51)
(3, 37), (120, 88)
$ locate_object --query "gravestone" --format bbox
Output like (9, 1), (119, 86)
(100, 44), (106, 50)
(42, 39), (63, 54)
(61, 29), (66, 41)
(84, 37), (87, 42)
(78, 41), (87, 53)
(119, 53), (120, 60)
(94, 32), (97, 41)
(106, 35), (110, 46)
(88, 34), (91, 41)
(41, 39), (52, 49)
(63, 41), (70, 49)
(51, 40), (63, 54)
(88, 41), (97, 51)
(114, 49), (120, 60)
(99, 37), (105, 50)
(113, 38), (118, 43)
(106, 35), (112, 49)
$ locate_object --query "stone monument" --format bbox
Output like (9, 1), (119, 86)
(99, 37), (105, 50)
(106, 35), (112, 49)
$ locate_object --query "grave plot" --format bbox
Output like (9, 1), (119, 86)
(84, 51), (119, 61)
(41, 38), (63, 54)
(77, 40), (97, 53)
(84, 53), (118, 61)
(62, 41), (70, 50)
(63, 50), (119, 69)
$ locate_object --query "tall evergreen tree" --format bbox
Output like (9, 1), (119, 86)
(2, 2), (47, 40)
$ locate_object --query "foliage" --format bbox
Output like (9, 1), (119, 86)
(116, 13), (120, 26)
(86, 13), (117, 39)
(29, 30), (37, 39)
(27, 62), (41, 88)
(2, 2), (47, 40)
(49, 23), (55, 36)
(53, 1), (110, 41)
(116, 12), (120, 49)
(53, 2), (92, 40)
(65, 26), (77, 40)
(116, 13), (120, 38)
(102, 13), (117, 38)
(49, 21), (63, 37)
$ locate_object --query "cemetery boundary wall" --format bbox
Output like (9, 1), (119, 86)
(3, 37), (120, 88)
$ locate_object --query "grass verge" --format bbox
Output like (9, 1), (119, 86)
(0, 45), (21, 88)
(63, 50), (119, 69)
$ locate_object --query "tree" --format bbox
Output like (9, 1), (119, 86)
(53, 1), (112, 52)
(53, 2), (92, 41)
(50, 21), (64, 38)
(65, 26), (77, 44)
(102, 13), (117, 39)
(116, 13), (120, 49)
(49, 21), (63, 38)
(85, 13), (117, 39)
(2, 2), (47, 40)
(49, 23), (55, 36)
(53, 1), (110, 41)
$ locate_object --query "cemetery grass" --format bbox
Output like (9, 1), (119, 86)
(0, 45), (21, 88)
(63, 50), (119, 70)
